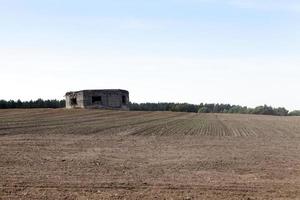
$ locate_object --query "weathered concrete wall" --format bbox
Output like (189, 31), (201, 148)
(65, 91), (84, 109)
(65, 90), (129, 110)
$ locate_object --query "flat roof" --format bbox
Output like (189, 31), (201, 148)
(66, 89), (129, 95)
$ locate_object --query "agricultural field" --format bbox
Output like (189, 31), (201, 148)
(0, 109), (300, 199)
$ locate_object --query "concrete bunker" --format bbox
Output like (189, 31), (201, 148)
(65, 89), (129, 110)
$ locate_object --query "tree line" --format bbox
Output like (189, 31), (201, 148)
(0, 99), (299, 116)
(129, 102), (299, 116)
(0, 99), (65, 109)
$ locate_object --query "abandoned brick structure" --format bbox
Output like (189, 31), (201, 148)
(65, 89), (129, 110)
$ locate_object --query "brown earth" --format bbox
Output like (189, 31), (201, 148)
(0, 109), (300, 199)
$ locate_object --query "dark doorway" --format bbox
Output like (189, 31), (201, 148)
(122, 95), (126, 105)
(70, 98), (77, 106)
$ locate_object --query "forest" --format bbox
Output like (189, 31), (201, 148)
(0, 99), (299, 116)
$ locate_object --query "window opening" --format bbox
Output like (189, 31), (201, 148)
(92, 96), (102, 104)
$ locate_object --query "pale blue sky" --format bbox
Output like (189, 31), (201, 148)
(1, 0), (300, 110)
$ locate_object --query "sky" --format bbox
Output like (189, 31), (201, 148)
(1, 0), (300, 110)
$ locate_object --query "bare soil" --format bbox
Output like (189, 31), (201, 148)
(0, 109), (300, 199)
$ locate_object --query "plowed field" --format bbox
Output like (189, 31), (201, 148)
(0, 109), (300, 199)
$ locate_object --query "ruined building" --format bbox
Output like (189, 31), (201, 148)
(65, 89), (129, 110)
